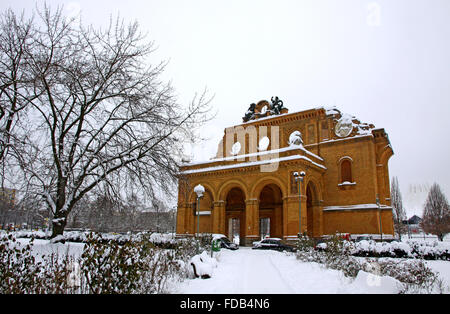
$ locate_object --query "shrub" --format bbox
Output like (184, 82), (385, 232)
(0, 232), (200, 294)
(374, 259), (443, 294)
(0, 235), (77, 293)
(295, 233), (444, 293)
(79, 233), (194, 293)
(351, 239), (450, 260)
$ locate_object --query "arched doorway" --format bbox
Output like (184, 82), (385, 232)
(225, 187), (246, 245)
(259, 184), (283, 239)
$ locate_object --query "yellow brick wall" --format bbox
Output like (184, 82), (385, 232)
(177, 107), (395, 241)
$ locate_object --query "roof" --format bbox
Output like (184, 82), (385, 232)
(180, 151), (326, 175)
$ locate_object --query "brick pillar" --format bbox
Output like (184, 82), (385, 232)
(176, 202), (196, 237)
(176, 204), (187, 235)
(310, 200), (323, 238)
(284, 195), (307, 237)
(244, 199), (259, 246)
(186, 202), (196, 235)
(317, 200), (324, 237)
(212, 201), (225, 234)
(300, 195), (307, 235)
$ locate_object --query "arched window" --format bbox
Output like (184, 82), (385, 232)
(340, 159), (352, 183)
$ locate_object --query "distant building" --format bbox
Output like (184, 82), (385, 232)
(177, 99), (395, 245)
(402, 215), (422, 234)
(408, 215), (422, 225)
(0, 188), (16, 206)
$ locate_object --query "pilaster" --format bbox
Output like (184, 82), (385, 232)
(244, 199), (259, 245)
(283, 195), (307, 236)
(212, 201), (226, 234)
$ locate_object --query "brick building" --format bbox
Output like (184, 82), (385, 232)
(176, 99), (394, 245)
(0, 187), (16, 205)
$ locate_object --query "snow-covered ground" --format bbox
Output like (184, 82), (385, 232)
(14, 238), (85, 261)
(176, 247), (450, 294)
(5, 234), (450, 294)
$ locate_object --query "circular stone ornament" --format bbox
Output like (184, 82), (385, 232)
(288, 131), (303, 146)
(258, 136), (270, 151)
(231, 141), (241, 155)
(334, 114), (353, 138)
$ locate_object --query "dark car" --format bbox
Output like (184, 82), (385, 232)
(213, 235), (239, 250)
(252, 238), (297, 252)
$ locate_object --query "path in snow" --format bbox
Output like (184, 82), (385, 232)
(176, 247), (363, 294)
(240, 248), (294, 293)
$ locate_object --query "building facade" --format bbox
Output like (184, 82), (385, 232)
(176, 99), (394, 245)
(0, 187), (16, 206)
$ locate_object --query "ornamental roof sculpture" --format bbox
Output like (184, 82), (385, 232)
(242, 96), (289, 122)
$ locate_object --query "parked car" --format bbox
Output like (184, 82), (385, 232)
(213, 234), (239, 250)
(313, 238), (327, 250)
(355, 235), (373, 242)
(252, 238), (297, 252)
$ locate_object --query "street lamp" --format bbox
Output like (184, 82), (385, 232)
(293, 171), (306, 237)
(194, 184), (205, 238)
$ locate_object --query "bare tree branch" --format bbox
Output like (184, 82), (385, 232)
(0, 5), (213, 237)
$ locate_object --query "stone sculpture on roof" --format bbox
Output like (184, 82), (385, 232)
(242, 96), (288, 122)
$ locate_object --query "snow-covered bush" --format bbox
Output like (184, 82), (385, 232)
(1, 235), (42, 293)
(351, 240), (450, 260)
(79, 233), (192, 293)
(0, 232), (202, 294)
(189, 251), (218, 279)
(295, 234), (444, 293)
(296, 234), (362, 278)
(0, 235), (77, 293)
(6, 229), (201, 250)
(318, 235), (361, 278)
(369, 258), (444, 294)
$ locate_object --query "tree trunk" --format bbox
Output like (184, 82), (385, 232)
(51, 214), (67, 238)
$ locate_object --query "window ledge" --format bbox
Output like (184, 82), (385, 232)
(195, 211), (211, 216)
(338, 181), (356, 190)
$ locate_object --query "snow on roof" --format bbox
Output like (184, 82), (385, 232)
(182, 143), (323, 167)
(323, 203), (392, 211)
(180, 154), (326, 175)
(324, 106), (340, 116)
(261, 237), (283, 241)
(319, 106), (375, 136)
(212, 234), (228, 240)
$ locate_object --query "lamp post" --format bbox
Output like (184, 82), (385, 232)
(172, 205), (177, 240)
(194, 184), (205, 254)
(293, 171), (306, 237)
(194, 184), (205, 237)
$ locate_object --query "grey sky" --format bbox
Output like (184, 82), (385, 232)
(3, 0), (450, 216)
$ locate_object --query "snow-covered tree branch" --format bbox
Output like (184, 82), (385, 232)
(0, 5), (212, 237)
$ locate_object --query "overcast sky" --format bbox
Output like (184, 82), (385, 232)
(4, 0), (450, 217)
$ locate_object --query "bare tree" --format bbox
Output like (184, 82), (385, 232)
(0, 9), (37, 185)
(421, 183), (450, 241)
(390, 176), (406, 238)
(0, 5), (212, 237)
